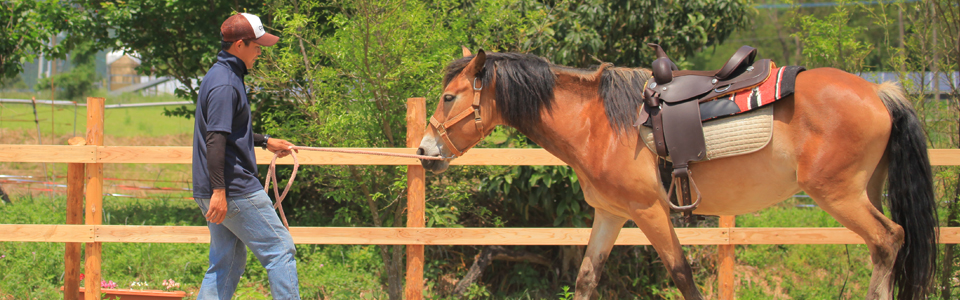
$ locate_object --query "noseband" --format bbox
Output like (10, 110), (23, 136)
(428, 77), (486, 158)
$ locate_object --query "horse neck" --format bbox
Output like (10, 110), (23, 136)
(520, 73), (621, 169)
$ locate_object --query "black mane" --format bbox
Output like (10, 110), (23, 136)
(599, 67), (651, 134)
(443, 52), (650, 134)
(444, 53), (556, 133)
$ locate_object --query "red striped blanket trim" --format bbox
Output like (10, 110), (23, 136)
(728, 64), (787, 112)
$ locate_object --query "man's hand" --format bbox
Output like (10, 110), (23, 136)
(266, 138), (298, 158)
(206, 189), (228, 224)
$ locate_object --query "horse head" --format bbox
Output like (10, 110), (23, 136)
(418, 48), (504, 173)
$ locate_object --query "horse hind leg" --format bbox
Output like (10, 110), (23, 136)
(627, 199), (703, 300)
(805, 187), (902, 300)
(574, 207), (627, 300)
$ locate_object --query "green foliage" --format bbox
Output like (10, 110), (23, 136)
(0, 74), (28, 90)
(790, 0), (872, 72)
(35, 40), (101, 100)
(253, 1), (466, 298)
(0, 0), (82, 80)
(557, 285), (574, 300)
(462, 283), (492, 300)
(482, 165), (590, 227)
(736, 199), (873, 299)
(0, 195), (391, 299)
(515, 0), (752, 67)
(91, 0), (266, 117)
(0, 195), (204, 298)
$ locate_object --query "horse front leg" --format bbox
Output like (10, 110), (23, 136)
(574, 207), (627, 300)
(629, 199), (703, 300)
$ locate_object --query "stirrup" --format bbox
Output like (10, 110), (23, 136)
(665, 168), (702, 212)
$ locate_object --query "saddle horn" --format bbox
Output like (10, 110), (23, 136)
(648, 43), (679, 85)
(648, 43), (669, 60)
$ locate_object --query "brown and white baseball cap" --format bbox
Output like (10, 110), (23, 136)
(220, 13), (279, 46)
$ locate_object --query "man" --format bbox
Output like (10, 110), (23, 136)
(192, 12), (300, 299)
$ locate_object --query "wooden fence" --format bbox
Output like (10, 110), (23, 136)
(2, 97), (960, 299)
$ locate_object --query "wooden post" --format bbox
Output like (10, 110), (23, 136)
(64, 137), (86, 300)
(404, 97), (426, 300)
(84, 98), (104, 300)
(719, 215), (736, 300)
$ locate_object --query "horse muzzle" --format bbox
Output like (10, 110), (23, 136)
(417, 138), (452, 173)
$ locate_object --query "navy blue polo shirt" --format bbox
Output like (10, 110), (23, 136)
(192, 51), (261, 198)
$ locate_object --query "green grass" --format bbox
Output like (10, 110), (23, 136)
(0, 196), (934, 299)
(0, 195), (387, 299)
(0, 89), (194, 138)
(733, 198), (874, 300)
(0, 188), (948, 299)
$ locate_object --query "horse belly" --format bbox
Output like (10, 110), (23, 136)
(686, 140), (801, 216)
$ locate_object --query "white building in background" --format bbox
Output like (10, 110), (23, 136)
(9, 49), (184, 96)
(106, 51), (183, 95)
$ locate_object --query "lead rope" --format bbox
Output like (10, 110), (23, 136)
(264, 146), (444, 229)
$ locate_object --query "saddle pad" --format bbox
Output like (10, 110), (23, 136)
(640, 105), (773, 161)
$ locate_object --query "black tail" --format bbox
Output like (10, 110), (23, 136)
(879, 82), (939, 300)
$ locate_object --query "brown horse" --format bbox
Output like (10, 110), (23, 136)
(417, 48), (938, 300)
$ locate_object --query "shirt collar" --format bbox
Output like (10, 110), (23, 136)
(217, 50), (248, 77)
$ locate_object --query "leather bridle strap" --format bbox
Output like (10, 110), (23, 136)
(429, 77), (486, 158)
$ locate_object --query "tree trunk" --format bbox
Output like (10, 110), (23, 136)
(898, 7), (905, 74)
(452, 246), (552, 296)
(769, 9), (792, 65)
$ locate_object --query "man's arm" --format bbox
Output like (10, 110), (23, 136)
(201, 85), (237, 225)
(205, 131), (229, 224)
(206, 131), (228, 191)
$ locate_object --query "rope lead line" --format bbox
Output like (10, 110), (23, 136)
(264, 146), (443, 229)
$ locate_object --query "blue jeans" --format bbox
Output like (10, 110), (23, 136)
(194, 190), (300, 299)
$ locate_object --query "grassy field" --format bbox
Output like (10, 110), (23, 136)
(0, 90), (195, 199)
(732, 198), (874, 300)
(0, 90), (194, 140)
(0, 194), (892, 299)
(0, 195), (387, 299)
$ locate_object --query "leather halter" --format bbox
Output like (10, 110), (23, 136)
(428, 77), (486, 158)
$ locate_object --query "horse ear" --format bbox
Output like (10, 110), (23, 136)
(461, 46), (472, 57)
(464, 49), (486, 78)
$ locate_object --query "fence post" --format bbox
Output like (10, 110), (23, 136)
(64, 136), (86, 300)
(404, 97), (426, 300)
(84, 97), (104, 300)
(719, 215), (736, 300)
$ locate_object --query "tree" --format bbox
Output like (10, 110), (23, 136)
(90, 0), (265, 116)
(518, 0), (751, 67)
(889, 1), (960, 298)
(254, 0), (458, 299)
(791, 0), (873, 72)
(35, 40), (100, 100)
(0, 0), (82, 81)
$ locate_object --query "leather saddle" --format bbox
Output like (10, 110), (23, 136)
(637, 44), (772, 216)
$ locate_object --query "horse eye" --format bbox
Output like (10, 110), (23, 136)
(443, 95), (456, 102)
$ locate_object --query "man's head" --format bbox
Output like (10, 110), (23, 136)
(221, 13), (278, 69)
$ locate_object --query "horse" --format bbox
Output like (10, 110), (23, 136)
(416, 48), (938, 300)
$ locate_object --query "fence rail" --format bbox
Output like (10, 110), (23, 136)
(2, 225), (960, 245)
(2, 145), (959, 166)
